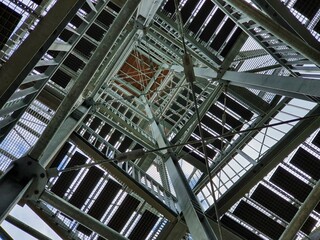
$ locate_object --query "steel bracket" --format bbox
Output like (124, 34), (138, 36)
(9, 156), (48, 201)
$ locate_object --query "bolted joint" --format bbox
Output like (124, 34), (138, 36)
(83, 97), (95, 108)
(70, 104), (90, 121)
(9, 156), (48, 201)
(135, 15), (146, 30)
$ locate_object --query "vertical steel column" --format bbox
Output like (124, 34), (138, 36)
(0, 0), (85, 224)
(0, 166), (32, 223)
(280, 180), (320, 240)
(142, 96), (218, 240)
(37, 105), (91, 167)
(164, 158), (218, 240)
(0, 0), (86, 109)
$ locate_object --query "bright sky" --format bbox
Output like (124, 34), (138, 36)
(1, 205), (62, 240)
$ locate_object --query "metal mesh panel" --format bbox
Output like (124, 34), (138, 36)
(76, 178), (122, 236)
(0, 2), (22, 51)
(270, 166), (312, 202)
(50, 151), (87, 197)
(188, 1), (215, 34)
(313, 131), (320, 148)
(0, 0), (55, 62)
(200, 9), (225, 42)
(221, 215), (263, 240)
(107, 195), (140, 232)
(251, 184), (297, 222)
(68, 166), (104, 208)
(290, 147), (320, 181)
(233, 200), (285, 239)
(210, 18), (235, 51)
(49, 142), (72, 168)
(128, 210), (159, 240)
(180, 0), (199, 24)
(293, 0), (320, 19)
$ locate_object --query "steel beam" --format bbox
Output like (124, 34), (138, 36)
(112, 76), (142, 96)
(27, 202), (78, 240)
(252, 0), (320, 50)
(223, 0), (320, 66)
(157, 215), (244, 240)
(38, 105), (90, 167)
(156, 74), (186, 116)
(165, 158), (218, 240)
(207, 105), (320, 217)
(172, 33), (252, 172)
(36, 85), (64, 111)
(155, 12), (222, 69)
(85, 0), (96, 12)
(170, 66), (217, 79)
(48, 42), (72, 52)
(99, 89), (148, 120)
(0, 0), (55, 60)
(0, 0), (86, 109)
(40, 190), (127, 240)
(144, 66), (165, 95)
(179, 151), (207, 172)
(227, 85), (270, 113)
(222, 71), (320, 101)
(5, 215), (52, 240)
(0, 166), (32, 223)
(0, 155), (47, 224)
(236, 49), (268, 61)
(0, 0), (141, 233)
(219, 31), (248, 73)
(29, 0), (142, 161)
(140, 35), (181, 67)
(208, 218), (244, 240)
(280, 180), (320, 240)
(172, 29), (247, 148)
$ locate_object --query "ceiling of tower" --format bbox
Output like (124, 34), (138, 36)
(115, 50), (169, 97)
